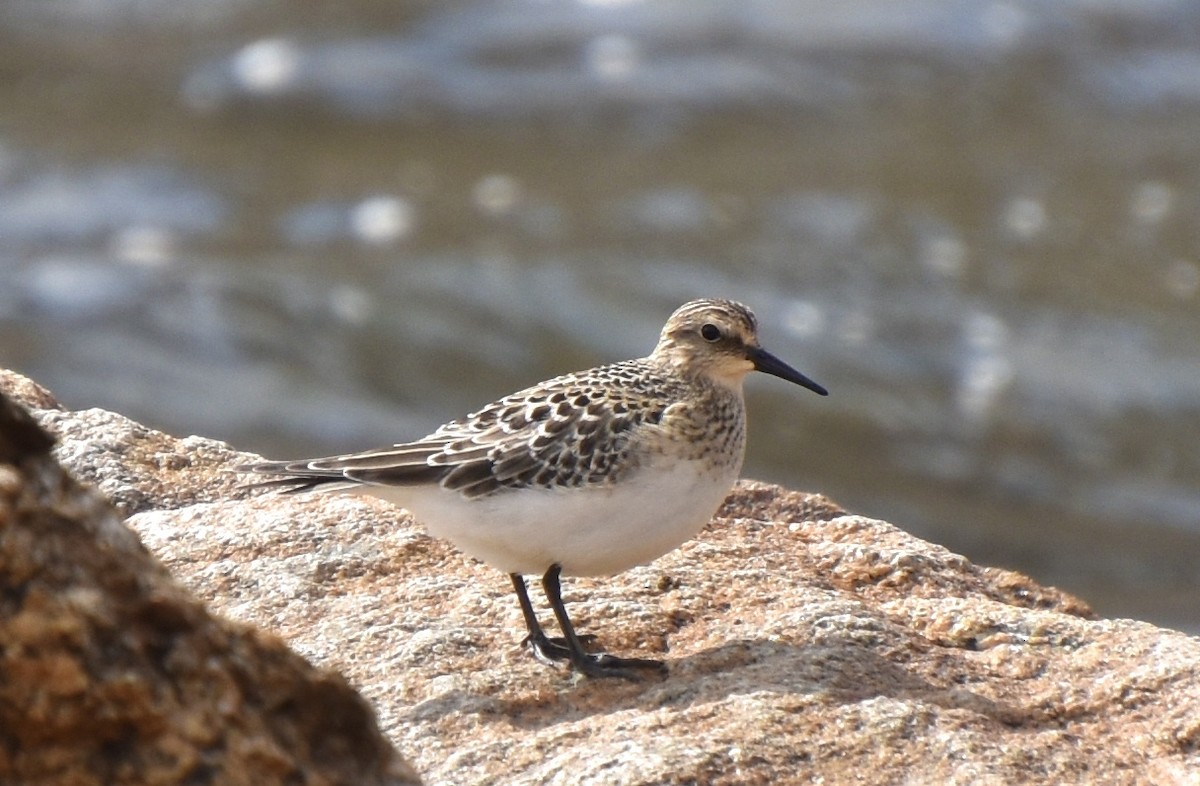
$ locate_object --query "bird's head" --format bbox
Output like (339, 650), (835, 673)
(652, 299), (828, 395)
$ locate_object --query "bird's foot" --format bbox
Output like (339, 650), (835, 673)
(572, 652), (668, 681)
(523, 632), (666, 680)
(523, 632), (598, 664)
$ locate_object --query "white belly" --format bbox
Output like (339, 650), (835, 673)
(355, 460), (738, 576)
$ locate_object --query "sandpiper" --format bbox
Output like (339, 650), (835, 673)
(242, 298), (827, 679)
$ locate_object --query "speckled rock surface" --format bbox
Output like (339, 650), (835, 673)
(0, 373), (419, 786)
(4, 368), (1199, 785)
(7, 372), (252, 517)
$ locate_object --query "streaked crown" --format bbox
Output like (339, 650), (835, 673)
(651, 299), (762, 385)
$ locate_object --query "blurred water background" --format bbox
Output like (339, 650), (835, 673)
(1, 0), (1198, 631)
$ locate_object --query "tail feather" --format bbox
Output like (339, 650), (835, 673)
(235, 457), (450, 495)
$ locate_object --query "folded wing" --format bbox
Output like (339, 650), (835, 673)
(240, 359), (670, 500)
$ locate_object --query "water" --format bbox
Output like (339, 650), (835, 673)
(1, 0), (1198, 631)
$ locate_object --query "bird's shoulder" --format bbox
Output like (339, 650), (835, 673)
(438, 357), (682, 439)
(416, 357), (689, 495)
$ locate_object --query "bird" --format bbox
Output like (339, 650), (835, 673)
(240, 298), (827, 680)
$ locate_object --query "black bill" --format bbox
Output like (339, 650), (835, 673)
(747, 346), (828, 396)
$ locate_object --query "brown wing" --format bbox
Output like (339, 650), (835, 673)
(241, 359), (673, 499)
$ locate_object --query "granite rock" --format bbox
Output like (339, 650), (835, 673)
(4, 368), (1198, 785)
(0, 371), (419, 786)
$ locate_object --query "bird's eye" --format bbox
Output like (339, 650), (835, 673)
(700, 323), (722, 342)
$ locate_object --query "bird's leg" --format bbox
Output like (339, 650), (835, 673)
(541, 564), (667, 680)
(511, 573), (576, 664)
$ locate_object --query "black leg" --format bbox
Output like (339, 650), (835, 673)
(511, 573), (575, 664)
(540, 564), (667, 680)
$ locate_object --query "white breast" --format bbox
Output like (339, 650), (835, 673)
(356, 459), (739, 577)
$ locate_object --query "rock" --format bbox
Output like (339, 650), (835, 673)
(4, 367), (1199, 784)
(0, 370), (253, 517)
(0, 374), (420, 786)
